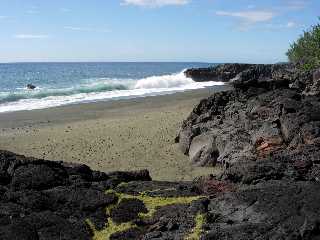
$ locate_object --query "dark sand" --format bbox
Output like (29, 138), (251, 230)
(0, 86), (230, 181)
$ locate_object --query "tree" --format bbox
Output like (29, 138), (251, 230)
(287, 19), (320, 71)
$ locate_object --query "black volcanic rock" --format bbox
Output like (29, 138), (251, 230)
(110, 198), (148, 223)
(175, 64), (320, 239)
(0, 219), (39, 240)
(201, 180), (320, 240)
(27, 84), (36, 90)
(185, 63), (253, 82)
(177, 64), (320, 171)
(0, 150), (207, 240)
(304, 68), (320, 96)
(1, 147), (320, 239)
(11, 162), (68, 191)
(231, 64), (295, 90)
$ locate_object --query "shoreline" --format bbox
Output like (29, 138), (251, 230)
(0, 86), (230, 181)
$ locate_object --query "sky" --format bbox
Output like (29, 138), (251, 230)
(0, 0), (319, 63)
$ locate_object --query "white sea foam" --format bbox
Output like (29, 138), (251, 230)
(134, 71), (194, 89)
(0, 71), (224, 113)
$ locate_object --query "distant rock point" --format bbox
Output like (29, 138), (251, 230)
(27, 84), (36, 90)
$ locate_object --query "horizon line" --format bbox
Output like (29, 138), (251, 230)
(0, 61), (217, 64)
(0, 60), (284, 64)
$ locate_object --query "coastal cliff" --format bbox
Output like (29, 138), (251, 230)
(1, 64), (320, 239)
(177, 63), (320, 238)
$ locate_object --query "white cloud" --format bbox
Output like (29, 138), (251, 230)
(64, 26), (110, 33)
(286, 21), (296, 28)
(121, 0), (189, 7)
(14, 34), (49, 39)
(265, 21), (298, 30)
(216, 10), (275, 24)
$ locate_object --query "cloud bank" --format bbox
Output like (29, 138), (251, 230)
(216, 10), (275, 24)
(14, 34), (49, 39)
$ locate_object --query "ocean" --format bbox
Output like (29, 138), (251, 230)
(0, 62), (222, 113)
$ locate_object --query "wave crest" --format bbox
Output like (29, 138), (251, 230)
(134, 71), (193, 89)
(0, 71), (225, 113)
(0, 81), (129, 104)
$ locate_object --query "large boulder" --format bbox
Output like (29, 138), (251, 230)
(11, 162), (68, 191)
(189, 132), (219, 166)
(110, 198), (148, 223)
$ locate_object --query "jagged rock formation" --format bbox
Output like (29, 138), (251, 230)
(184, 63), (253, 82)
(177, 63), (320, 239)
(0, 150), (206, 240)
(1, 148), (320, 239)
(178, 63), (319, 168)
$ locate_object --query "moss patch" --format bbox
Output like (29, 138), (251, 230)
(86, 218), (136, 240)
(185, 213), (206, 240)
(88, 189), (203, 240)
(108, 189), (202, 219)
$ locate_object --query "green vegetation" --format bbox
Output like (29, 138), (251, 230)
(86, 218), (136, 240)
(107, 189), (202, 219)
(88, 189), (204, 240)
(286, 19), (320, 71)
(185, 213), (206, 240)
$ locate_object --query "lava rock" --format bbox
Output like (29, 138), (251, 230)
(177, 74), (320, 176)
(108, 169), (152, 183)
(304, 68), (320, 96)
(110, 198), (148, 223)
(185, 63), (253, 82)
(27, 84), (36, 90)
(0, 219), (38, 240)
(11, 162), (68, 191)
(202, 180), (320, 239)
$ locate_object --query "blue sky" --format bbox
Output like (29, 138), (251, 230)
(0, 0), (318, 63)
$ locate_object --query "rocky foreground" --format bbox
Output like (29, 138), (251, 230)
(1, 63), (320, 240)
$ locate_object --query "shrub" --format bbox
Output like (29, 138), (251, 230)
(286, 19), (320, 71)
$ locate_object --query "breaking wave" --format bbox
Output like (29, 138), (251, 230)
(0, 70), (224, 113)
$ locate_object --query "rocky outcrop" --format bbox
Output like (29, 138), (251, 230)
(303, 68), (320, 96)
(2, 149), (320, 239)
(173, 64), (320, 239)
(27, 84), (36, 90)
(178, 64), (319, 168)
(184, 63), (253, 82)
(0, 150), (207, 240)
(201, 180), (320, 239)
(184, 63), (317, 91)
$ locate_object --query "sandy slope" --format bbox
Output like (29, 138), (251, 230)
(0, 87), (229, 181)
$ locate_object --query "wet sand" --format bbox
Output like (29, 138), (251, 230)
(0, 86), (229, 181)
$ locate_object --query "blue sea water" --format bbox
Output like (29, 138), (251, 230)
(0, 62), (222, 113)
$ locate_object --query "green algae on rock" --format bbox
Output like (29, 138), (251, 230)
(185, 213), (206, 240)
